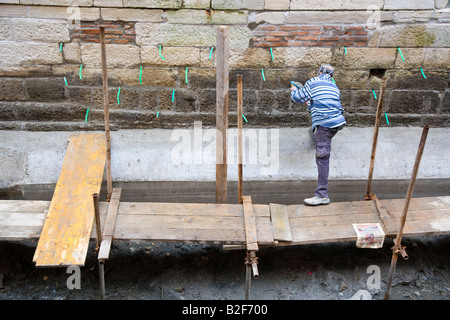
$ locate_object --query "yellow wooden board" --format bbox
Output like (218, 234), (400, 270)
(32, 133), (106, 267)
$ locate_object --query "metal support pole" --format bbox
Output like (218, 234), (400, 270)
(98, 259), (106, 300)
(92, 193), (102, 249)
(384, 125), (429, 300)
(244, 250), (259, 300)
(99, 25), (112, 201)
(365, 77), (387, 200)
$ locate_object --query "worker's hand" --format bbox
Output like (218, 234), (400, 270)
(290, 85), (296, 91)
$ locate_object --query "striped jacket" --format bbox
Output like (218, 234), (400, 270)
(290, 74), (346, 131)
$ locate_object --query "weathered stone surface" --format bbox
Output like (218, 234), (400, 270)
(159, 24), (212, 46)
(334, 70), (370, 90)
(29, 6), (100, 20)
(140, 89), (157, 110)
(186, 68), (216, 89)
(19, 0), (93, 6)
(253, 11), (286, 25)
(165, 9), (247, 24)
(340, 48), (397, 69)
(290, 0), (383, 10)
(0, 65), (52, 77)
(393, 48), (425, 69)
(424, 48), (450, 69)
(441, 91), (450, 114)
(80, 43), (140, 67)
(0, 19), (12, 40)
(379, 24), (450, 47)
(0, 4), (27, 17)
(230, 48), (271, 68)
(384, 0), (435, 10)
(139, 67), (177, 87)
(280, 47), (333, 68)
(385, 70), (448, 90)
(12, 19), (70, 42)
(62, 42), (81, 63)
(212, 0), (264, 10)
(264, 0), (289, 10)
(101, 8), (163, 21)
(0, 78), (23, 101)
(135, 22), (160, 45)
(388, 90), (440, 114)
(94, 0), (123, 7)
(182, 0), (210, 9)
(141, 46), (201, 66)
(287, 10), (393, 24)
(0, 42), (62, 65)
(123, 0), (181, 8)
(197, 89), (216, 112)
(67, 86), (91, 103)
(174, 89), (197, 112)
(394, 10), (434, 23)
(25, 78), (66, 102)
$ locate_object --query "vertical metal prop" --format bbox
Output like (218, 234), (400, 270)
(98, 260), (106, 300)
(237, 74), (243, 204)
(99, 26), (112, 201)
(92, 193), (102, 249)
(384, 125), (429, 300)
(215, 26), (229, 204)
(365, 77), (387, 200)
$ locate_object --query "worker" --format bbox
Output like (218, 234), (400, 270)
(290, 63), (346, 206)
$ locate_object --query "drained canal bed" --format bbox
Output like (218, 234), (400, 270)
(0, 179), (449, 300)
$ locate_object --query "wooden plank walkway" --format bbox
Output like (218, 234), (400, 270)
(1, 196), (449, 252)
(31, 133), (106, 267)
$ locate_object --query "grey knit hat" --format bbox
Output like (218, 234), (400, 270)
(318, 63), (335, 77)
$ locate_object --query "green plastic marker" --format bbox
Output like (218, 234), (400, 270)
(139, 66), (143, 84)
(159, 45), (165, 60)
(385, 113), (389, 125)
(420, 68), (427, 79)
(372, 89), (377, 99)
(397, 47), (405, 61)
(172, 89), (175, 102)
(261, 69), (266, 81)
(344, 47), (347, 55)
(185, 67), (189, 84)
(270, 47), (274, 60)
(117, 87), (121, 104)
(64, 76), (68, 86)
(79, 64), (83, 79)
(209, 46), (214, 60)
(85, 108), (89, 123)
(60, 43), (63, 52)
(156, 111), (160, 117)
(242, 114), (248, 123)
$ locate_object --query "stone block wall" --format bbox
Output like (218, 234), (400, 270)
(0, 0), (449, 131)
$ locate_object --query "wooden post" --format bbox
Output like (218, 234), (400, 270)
(384, 125), (429, 300)
(215, 26), (229, 204)
(99, 26), (112, 201)
(365, 77), (387, 200)
(237, 74), (243, 204)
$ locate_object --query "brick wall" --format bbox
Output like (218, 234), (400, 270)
(0, 0), (449, 131)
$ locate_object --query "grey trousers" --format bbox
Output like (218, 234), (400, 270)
(313, 126), (338, 198)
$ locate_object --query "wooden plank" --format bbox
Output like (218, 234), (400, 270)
(32, 133), (106, 267)
(242, 196), (258, 251)
(98, 188), (122, 261)
(269, 203), (292, 242)
(215, 26), (229, 204)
